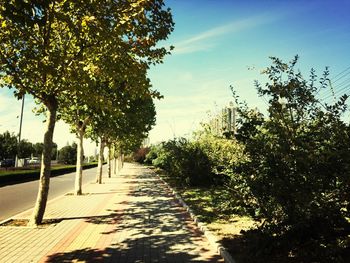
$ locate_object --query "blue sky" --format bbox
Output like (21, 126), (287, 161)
(1, 0), (350, 153)
(148, 0), (350, 142)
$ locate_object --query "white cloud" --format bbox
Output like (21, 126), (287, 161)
(173, 14), (278, 55)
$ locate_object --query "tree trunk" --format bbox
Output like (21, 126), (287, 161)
(113, 156), (117, 176)
(29, 97), (57, 226)
(117, 154), (120, 172)
(74, 129), (84, 195)
(107, 146), (111, 178)
(96, 138), (105, 184)
(120, 150), (124, 168)
(107, 157), (110, 178)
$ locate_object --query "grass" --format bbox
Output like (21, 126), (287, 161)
(177, 186), (257, 246)
(155, 168), (350, 263)
(156, 170), (257, 260)
(0, 164), (73, 176)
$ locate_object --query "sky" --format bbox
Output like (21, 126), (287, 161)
(148, 0), (350, 143)
(1, 0), (350, 155)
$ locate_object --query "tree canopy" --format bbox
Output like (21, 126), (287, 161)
(0, 0), (174, 225)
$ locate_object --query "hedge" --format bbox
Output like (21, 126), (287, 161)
(0, 162), (98, 186)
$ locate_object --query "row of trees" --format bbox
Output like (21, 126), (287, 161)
(145, 56), (350, 262)
(0, 132), (89, 165)
(0, 0), (174, 225)
(0, 131), (57, 160)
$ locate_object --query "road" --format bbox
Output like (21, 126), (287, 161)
(0, 166), (102, 221)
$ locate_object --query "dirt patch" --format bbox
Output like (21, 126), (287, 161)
(0, 218), (62, 227)
(65, 192), (90, 196)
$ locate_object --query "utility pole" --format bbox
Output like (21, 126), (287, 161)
(15, 94), (25, 167)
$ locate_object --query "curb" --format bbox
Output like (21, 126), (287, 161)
(0, 169), (102, 226)
(0, 192), (66, 227)
(157, 175), (236, 263)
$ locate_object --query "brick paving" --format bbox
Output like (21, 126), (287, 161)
(0, 163), (223, 262)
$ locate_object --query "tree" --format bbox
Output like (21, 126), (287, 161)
(234, 56), (350, 238)
(18, 139), (34, 158)
(51, 142), (57, 160)
(0, 131), (17, 160)
(57, 0), (174, 195)
(58, 143), (77, 165)
(91, 91), (157, 184)
(61, 57), (154, 194)
(0, 0), (174, 224)
(33, 142), (44, 157)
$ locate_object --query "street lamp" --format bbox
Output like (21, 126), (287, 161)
(15, 94), (25, 167)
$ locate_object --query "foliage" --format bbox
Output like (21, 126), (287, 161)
(0, 0), (174, 224)
(144, 144), (161, 164)
(32, 143), (44, 157)
(0, 131), (58, 160)
(230, 56), (350, 261)
(58, 143), (77, 165)
(194, 129), (251, 214)
(0, 162), (98, 185)
(145, 56), (350, 261)
(133, 147), (150, 163)
(17, 139), (33, 158)
(147, 138), (213, 186)
(0, 131), (17, 159)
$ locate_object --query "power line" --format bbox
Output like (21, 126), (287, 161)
(333, 77), (350, 90)
(321, 73), (350, 97)
(319, 66), (350, 101)
(260, 94), (269, 107)
(322, 83), (350, 101)
(332, 65), (350, 84)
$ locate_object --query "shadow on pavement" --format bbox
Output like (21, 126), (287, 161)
(45, 234), (218, 262)
(46, 165), (222, 262)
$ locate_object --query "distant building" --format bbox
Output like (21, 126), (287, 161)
(208, 103), (236, 137)
(142, 137), (150, 147)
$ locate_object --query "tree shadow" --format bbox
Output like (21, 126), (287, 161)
(222, 225), (350, 263)
(46, 233), (219, 262)
(45, 167), (223, 262)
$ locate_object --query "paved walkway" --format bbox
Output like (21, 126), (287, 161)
(0, 163), (223, 262)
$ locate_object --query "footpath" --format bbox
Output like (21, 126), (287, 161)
(0, 163), (223, 263)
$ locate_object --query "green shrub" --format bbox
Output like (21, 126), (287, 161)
(195, 130), (251, 214)
(234, 56), (350, 240)
(149, 138), (213, 186)
(144, 145), (160, 165)
(0, 162), (98, 185)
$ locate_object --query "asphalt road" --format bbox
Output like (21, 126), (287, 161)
(0, 166), (102, 222)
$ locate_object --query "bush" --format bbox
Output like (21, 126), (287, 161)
(148, 138), (213, 186)
(144, 145), (160, 165)
(195, 130), (251, 214)
(142, 56), (350, 261)
(0, 162), (98, 185)
(133, 147), (150, 163)
(234, 56), (350, 241)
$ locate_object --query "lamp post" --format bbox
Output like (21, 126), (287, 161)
(15, 94), (25, 167)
